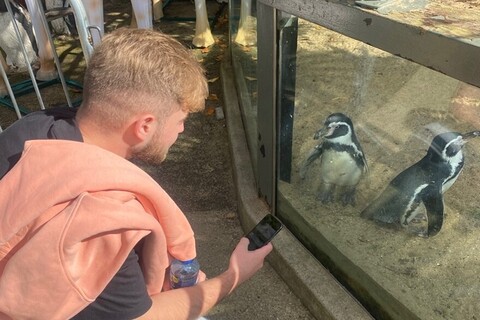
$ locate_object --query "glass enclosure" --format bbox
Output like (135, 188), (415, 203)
(277, 17), (480, 319)
(228, 0), (480, 318)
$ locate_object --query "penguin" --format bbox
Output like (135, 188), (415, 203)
(299, 113), (368, 206)
(361, 130), (480, 237)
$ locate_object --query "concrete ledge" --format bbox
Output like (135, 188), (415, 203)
(220, 58), (373, 320)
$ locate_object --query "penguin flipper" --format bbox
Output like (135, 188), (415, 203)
(354, 150), (368, 174)
(422, 185), (445, 237)
(361, 155), (368, 174)
(299, 144), (323, 179)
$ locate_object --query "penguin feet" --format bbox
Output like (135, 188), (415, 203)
(340, 190), (357, 207)
(317, 191), (334, 204)
(406, 225), (429, 238)
(402, 217), (429, 237)
(317, 183), (335, 204)
(316, 184), (358, 206)
(410, 213), (427, 224)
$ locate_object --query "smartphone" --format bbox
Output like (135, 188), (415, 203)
(245, 214), (283, 251)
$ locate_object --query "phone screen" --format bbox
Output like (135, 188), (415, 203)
(245, 214), (283, 251)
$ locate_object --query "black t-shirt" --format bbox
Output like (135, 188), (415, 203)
(72, 250), (152, 320)
(0, 107), (83, 179)
(0, 107), (152, 319)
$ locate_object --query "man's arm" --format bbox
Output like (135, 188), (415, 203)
(136, 237), (273, 320)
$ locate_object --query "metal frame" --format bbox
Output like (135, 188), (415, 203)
(256, 2), (277, 206)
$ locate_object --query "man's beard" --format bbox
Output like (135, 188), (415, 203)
(131, 133), (167, 166)
(133, 147), (166, 166)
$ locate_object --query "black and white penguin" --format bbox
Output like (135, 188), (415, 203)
(361, 130), (480, 237)
(299, 113), (368, 206)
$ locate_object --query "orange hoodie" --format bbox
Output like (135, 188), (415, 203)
(0, 140), (197, 319)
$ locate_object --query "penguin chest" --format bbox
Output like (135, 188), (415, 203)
(441, 159), (464, 193)
(442, 170), (462, 193)
(319, 149), (363, 186)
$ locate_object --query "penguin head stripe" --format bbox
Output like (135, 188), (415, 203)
(427, 132), (464, 163)
(325, 121), (351, 139)
(444, 136), (465, 185)
(324, 121), (366, 159)
(443, 136), (464, 159)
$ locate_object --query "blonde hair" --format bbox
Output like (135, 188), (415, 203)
(77, 28), (208, 128)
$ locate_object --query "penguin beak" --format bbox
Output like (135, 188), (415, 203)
(314, 125), (337, 140)
(462, 130), (480, 141)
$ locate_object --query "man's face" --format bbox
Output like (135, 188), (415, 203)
(133, 109), (188, 165)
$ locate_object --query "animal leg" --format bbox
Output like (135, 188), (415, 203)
(131, 0), (153, 29)
(152, 0), (163, 21)
(192, 0), (214, 48)
(24, 0), (57, 81)
(317, 181), (335, 204)
(340, 186), (357, 207)
(35, 50), (56, 81)
(234, 0), (256, 46)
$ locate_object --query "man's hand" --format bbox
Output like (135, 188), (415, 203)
(138, 237), (273, 320)
(226, 237), (273, 292)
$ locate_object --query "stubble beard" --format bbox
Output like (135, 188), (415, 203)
(131, 133), (168, 166)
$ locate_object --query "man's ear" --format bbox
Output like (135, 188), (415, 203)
(131, 114), (157, 143)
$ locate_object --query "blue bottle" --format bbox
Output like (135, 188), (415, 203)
(169, 258), (200, 289)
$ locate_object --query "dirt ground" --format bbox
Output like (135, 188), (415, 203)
(280, 16), (480, 320)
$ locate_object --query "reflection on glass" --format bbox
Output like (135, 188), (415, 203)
(277, 18), (480, 319)
(229, 0), (258, 174)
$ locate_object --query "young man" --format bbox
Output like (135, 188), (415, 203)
(0, 28), (272, 319)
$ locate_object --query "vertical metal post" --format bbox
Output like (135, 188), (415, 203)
(31, 0), (74, 108)
(277, 14), (298, 182)
(256, 2), (276, 206)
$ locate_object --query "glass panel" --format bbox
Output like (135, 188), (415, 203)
(229, 0), (258, 175)
(277, 17), (480, 319)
